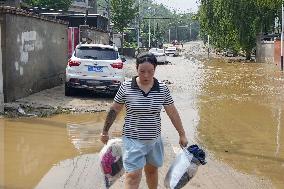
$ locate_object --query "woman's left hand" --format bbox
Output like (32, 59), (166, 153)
(179, 135), (188, 147)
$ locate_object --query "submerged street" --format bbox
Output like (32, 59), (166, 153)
(0, 42), (284, 189)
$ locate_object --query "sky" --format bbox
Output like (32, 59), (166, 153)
(153, 0), (200, 13)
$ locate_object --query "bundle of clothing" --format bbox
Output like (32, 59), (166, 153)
(99, 138), (124, 188)
(164, 144), (206, 189)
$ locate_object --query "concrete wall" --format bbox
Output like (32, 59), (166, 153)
(0, 21), (3, 113)
(80, 26), (109, 44)
(3, 14), (68, 102)
(256, 40), (274, 63)
(70, 0), (89, 13)
(119, 48), (136, 57)
(91, 30), (109, 44)
(113, 34), (121, 48)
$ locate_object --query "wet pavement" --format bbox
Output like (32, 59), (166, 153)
(0, 42), (284, 188)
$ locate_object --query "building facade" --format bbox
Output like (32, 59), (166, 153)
(0, 0), (97, 14)
(0, 6), (68, 102)
(69, 0), (89, 13)
(68, 0), (97, 14)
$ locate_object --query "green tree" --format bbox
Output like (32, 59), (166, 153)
(110, 0), (138, 54)
(24, 0), (73, 10)
(138, 1), (198, 46)
(199, 0), (282, 59)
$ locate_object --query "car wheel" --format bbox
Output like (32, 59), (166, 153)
(65, 83), (75, 96)
(110, 90), (118, 97)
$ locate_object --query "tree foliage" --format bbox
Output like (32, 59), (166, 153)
(138, 0), (198, 47)
(199, 0), (282, 59)
(110, 0), (138, 53)
(110, 0), (138, 33)
(24, 0), (73, 10)
(99, 0), (199, 47)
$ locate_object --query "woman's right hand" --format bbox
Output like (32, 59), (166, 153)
(100, 132), (109, 144)
(179, 134), (188, 148)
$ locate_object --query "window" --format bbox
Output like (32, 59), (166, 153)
(157, 49), (164, 53)
(75, 47), (118, 60)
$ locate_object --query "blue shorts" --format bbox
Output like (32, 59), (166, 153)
(122, 136), (164, 173)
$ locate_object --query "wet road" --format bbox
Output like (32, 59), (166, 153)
(0, 43), (284, 188)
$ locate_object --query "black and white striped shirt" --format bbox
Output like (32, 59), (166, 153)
(114, 76), (174, 140)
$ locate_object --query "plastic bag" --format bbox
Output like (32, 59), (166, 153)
(164, 144), (206, 189)
(99, 138), (124, 188)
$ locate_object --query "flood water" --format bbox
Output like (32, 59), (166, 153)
(0, 54), (284, 188)
(0, 113), (125, 189)
(198, 60), (284, 188)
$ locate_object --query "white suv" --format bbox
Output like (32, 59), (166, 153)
(165, 46), (179, 56)
(65, 44), (125, 96)
(149, 48), (167, 64)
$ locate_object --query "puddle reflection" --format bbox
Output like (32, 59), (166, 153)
(0, 113), (124, 189)
(198, 61), (284, 188)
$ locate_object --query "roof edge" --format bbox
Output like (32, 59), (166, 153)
(0, 6), (68, 25)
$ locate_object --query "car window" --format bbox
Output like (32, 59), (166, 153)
(167, 47), (176, 50)
(149, 48), (158, 53)
(157, 49), (164, 53)
(75, 47), (118, 60)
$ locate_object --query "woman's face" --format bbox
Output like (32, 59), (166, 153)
(137, 62), (155, 84)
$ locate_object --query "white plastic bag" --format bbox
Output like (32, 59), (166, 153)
(164, 145), (206, 189)
(99, 138), (124, 188)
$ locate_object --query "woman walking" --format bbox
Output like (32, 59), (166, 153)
(100, 52), (188, 189)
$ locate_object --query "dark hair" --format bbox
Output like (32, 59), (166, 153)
(136, 52), (157, 69)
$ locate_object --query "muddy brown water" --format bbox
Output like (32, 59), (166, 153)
(198, 60), (284, 189)
(0, 113), (125, 189)
(0, 56), (284, 188)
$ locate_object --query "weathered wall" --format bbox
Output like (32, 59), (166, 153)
(256, 40), (274, 63)
(0, 21), (3, 112)
(3, 13), (68, 102)
(79, 25), (109, 44)
(119, 48), (136, 57)
(91, 30), (109, 44)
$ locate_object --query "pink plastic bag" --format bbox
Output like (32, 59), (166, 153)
(99, 138), (124, 188)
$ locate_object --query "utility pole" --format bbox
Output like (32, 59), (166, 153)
(106, 0), (110, 32)
(137, 0), (140, 50)
(281, 3), (284, 71)
(207, 35), (210, 59)
(189, 23), (192, 41)
(84, 9), (88, 25)
(144, 17), (171, 47)
(169, 28), (171, 43)
(175, 26), (178, 41)
(153, 9), (156, 38)
(148, 19), (151, 48)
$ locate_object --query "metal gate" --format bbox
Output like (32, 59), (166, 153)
(68, 27), (79, 58)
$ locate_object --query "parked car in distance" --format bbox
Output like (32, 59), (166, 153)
(65, 44), (125, 96)
(149, 48), (168, 64)
(222, 49), (237, 57)
(165, 46), (179, 56)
